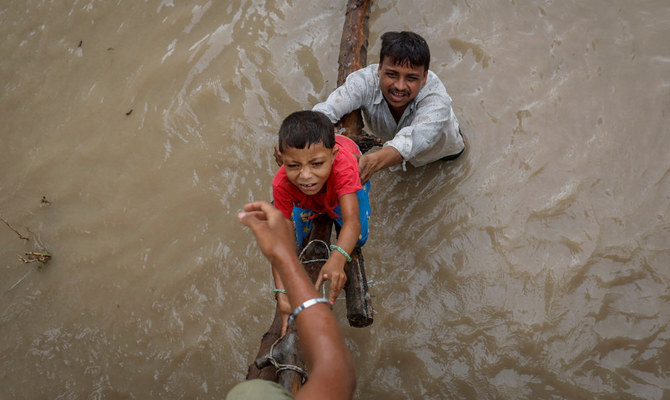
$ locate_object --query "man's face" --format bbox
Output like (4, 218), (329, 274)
(378, 57), (428, 117)
(281, 142), (338, 195)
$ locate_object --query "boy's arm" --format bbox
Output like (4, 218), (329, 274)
(271, 183), (299, 333)
(316, 192), (361, 304)
(238, 201), (356, 399)
(270, 220), (294, 335)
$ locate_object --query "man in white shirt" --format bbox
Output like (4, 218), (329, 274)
(313, 31), (466, 182)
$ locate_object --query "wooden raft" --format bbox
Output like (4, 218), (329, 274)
(245, 0), (378, 393)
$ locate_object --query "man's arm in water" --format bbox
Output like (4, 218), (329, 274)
(357, 146), (403, 183)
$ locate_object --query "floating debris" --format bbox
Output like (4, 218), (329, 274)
(1, 216), (29, 240)
(19, 251), (52, 269)
(2, 215), (53, 269)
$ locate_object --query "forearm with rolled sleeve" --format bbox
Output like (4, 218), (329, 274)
(313, 69), (372, 123)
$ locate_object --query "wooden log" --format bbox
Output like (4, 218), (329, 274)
(245, 215), (332, 387)
(333, 0), (376, 327)
(252, 322), (305, 393)
(335, 0), (382, 154)
(245, 308), (282, 381)
(299, 214), (333, 282)
(344, 247), (374, 327)
(245, 0), (375, 394)
(337, 0), (372, 86)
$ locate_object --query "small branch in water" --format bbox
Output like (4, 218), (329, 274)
(23, 228), (52, 268)
(2, 207), (53, 270)
(1, 216), (30, 241)
(19, 251), (52, 268)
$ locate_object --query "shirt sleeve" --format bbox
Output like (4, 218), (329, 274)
(313, 68), (372, 123)
(333, 154), (363, 199)
(272, 170), (295, 219)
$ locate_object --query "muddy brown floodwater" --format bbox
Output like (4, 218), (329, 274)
(1, 1), (669, 398)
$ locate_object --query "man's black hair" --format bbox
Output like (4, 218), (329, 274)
(379, 31), (430, 71)
(278, 111), (335, 152)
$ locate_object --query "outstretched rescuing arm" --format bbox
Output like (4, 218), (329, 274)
(238, 201), (356, 400)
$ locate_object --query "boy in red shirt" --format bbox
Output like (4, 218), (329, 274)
(272, 111), (371, 332)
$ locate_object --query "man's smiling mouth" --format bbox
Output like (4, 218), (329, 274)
(389, 89), (408, 101)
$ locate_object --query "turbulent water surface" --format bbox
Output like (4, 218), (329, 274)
(1, 0), (669, 398)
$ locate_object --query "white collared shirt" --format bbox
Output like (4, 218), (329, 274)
(313, 64), (464, 167)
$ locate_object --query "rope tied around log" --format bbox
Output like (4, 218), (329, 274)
(252, 239), (332, 384)
(267, 335), (309, 384)
(297, 239), (330, 265)
(297, 239), (333, 299)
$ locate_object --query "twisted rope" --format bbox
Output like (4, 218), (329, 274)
(298, 239), (330, 264)
(261, 240), (332, 383)
(298, 239), (331, 298)
(267, 335), (309, 384)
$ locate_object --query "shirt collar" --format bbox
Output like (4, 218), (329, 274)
(372, 69), (385, 105)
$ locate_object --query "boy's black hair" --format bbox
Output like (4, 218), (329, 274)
(278, 111), (335, 152)
(379, 31), (430, 71)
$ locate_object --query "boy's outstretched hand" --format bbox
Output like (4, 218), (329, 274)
(316, 259), (347, 305)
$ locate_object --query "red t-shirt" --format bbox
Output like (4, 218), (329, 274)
(273, 135), (362, 220)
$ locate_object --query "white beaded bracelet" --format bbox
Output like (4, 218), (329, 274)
(287, 297), (330, 326)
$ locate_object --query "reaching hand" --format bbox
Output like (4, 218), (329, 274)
(357, 146), (404, 183)
(237, 201), (296, 265)
(358, 154), (379, 184)
(315, 258), (347, 304)
(357, 154), (375, 184)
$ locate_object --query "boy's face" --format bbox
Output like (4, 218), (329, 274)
(378, 57), (428, 117)
(281, 142), (339, 195)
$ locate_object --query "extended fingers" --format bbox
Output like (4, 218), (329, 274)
(358, 162), (372, 183)
(243, 201), (272, 214)
(328, 286), (338, 304)
(237, 210), (263, 228)
(328, 274), (347, 304)
(240, 202), (287, 226)
(315, 273), (328, 291)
